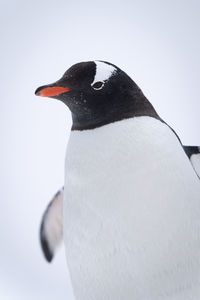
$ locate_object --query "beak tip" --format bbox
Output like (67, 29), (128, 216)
(35, 87), (42, 96)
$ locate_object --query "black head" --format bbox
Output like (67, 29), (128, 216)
(35, 61), (160, 130)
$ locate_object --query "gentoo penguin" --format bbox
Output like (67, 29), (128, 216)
(35, 61), (200, 300)
(40, 144), (200, 262)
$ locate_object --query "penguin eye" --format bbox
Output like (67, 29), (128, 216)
(91, 81), (104, 90)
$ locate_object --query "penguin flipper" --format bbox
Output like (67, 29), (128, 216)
(40, 187), (64, 262)
(183, 146), (200, 178)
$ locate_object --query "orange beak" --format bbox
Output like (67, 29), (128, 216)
(35, 86), (72, 97)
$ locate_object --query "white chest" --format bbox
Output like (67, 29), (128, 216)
(64, 117), (200, 300)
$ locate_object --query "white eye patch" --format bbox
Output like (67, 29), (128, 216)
(91, 61), (117, 89)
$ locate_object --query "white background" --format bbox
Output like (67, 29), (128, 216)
(0, 0), (199, 299)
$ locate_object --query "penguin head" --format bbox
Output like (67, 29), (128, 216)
(35, 61), (158, 130)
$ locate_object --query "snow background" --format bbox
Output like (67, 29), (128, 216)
(0, 0), (199, 299)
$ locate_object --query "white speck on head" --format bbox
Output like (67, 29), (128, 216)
(91, 61), (117, 87)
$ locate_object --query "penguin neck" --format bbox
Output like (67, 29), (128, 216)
(71, 90), (161, 131)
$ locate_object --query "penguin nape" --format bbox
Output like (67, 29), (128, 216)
(35, 61), (200, 300)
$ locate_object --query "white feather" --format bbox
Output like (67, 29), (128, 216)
(64, 117), (200, 300)
(91, 61), (117, 85)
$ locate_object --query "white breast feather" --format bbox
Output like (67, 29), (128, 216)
(64, 117), (200, 300)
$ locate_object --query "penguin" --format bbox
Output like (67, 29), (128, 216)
(35, 61), (200, 300)
(40, 144), (200, 263)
